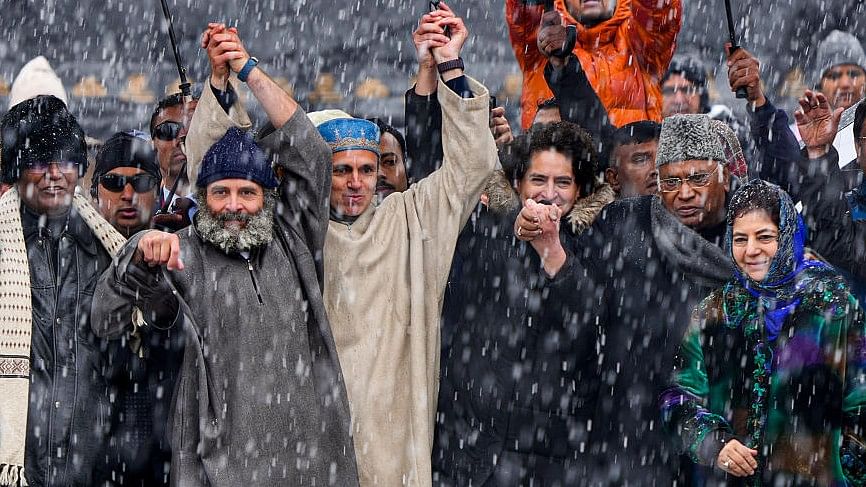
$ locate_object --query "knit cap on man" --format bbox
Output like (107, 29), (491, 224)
(8, 56), (68, 109)
(1, 95), (86, 184)
(92, 130), (161, 187)
(656, 113), (725, 168)
(196, 127), (278, 190)
(810, 30), (866, 87)
(664, 55), (710, 113)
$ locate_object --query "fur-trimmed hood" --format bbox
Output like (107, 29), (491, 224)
(483, 170), (616, 235)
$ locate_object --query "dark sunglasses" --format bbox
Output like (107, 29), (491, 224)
(99, 173), (159, 193)
(152, 121), (184, 141)
(25, 161), (80, 174)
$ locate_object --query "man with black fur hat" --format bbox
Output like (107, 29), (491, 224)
(91, 130), (161, 238)
(0, 95), (127, 486)
(90, 41), (359, 485)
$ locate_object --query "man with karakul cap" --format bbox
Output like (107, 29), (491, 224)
(791, 29), (866, 169)
(569, 113), (736, 484)
(0, 95), (127, 486)
(184, 13), (498, 486)
(92, 117), (359, 484)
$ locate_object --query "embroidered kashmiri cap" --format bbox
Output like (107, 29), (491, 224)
(308, 109), (380, 156)
(656, 113), (726, 168)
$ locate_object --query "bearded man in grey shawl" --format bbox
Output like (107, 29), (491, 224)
(90, 37), (358, 486)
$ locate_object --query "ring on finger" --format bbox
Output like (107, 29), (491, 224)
(723, 459), (730, 468)
(517, 226), (523, 237)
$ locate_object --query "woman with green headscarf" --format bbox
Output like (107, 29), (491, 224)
(661, 179), (866, 485)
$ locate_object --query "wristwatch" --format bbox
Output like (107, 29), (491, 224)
(238, 57), (259, 82)
(436, 57), (464, 74)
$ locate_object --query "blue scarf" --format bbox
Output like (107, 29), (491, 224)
(847, 179), (866, 222)
(723, 180), (828, 341)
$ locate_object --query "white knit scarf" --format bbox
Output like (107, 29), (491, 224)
(0, 187), (125, 487)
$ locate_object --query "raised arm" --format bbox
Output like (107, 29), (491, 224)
(793, 90), (866, 279)
(186, 25), (332, 258)
(505, 0), (547, 78)
(404, 7), (449, 182)
(407, 12), (496, 273)
(627, 0), (682, 78)
(544, 55), (614, 155)
(726, 47), (803, 195)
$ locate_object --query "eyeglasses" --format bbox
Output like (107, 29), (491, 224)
(658, 164), (719, 192)
(152, 121), (184, 141)
(24, 161), (80, 174)
(857, 136), (866, 145)
(99, 173), (159, 193)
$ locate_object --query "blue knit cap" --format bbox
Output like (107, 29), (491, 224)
(316, 118), (380, 155)
(197, 127), (278, 189)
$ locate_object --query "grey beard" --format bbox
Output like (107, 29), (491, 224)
(195, 192), (276, 254)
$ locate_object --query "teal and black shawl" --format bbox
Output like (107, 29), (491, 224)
(661, 180), (866, 486)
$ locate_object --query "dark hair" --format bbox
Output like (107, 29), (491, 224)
(149, 92), (200, 135)
(500, 121), (598, 196)
(663, 56), (710, 113)
(727, 179), (781, 226)
(855, 100), (866, 140)
(366, 117), (406, 158)
(610, 120), (661, 153)
(537, 98), (560, 111)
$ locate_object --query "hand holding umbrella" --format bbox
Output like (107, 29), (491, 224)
(724, 0), (748, 99)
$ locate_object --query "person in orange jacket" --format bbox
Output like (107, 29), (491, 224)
(506, 0), (682, 129)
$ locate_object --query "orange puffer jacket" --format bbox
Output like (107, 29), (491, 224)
(506, 0), (681, 129)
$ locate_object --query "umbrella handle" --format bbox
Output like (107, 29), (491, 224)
(728, 45), (749, 99)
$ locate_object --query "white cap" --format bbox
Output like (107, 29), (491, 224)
(307, 109), (353, 127)
(8, 56), (68, 109)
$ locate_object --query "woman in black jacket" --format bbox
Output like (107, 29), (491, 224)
(431, 122), (613, 486)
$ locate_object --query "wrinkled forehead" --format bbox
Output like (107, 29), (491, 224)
(658, 158), (719, 177)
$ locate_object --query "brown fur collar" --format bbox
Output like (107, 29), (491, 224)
(483, 170), (616, 235)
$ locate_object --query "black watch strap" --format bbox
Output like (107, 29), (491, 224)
(436, 57), (464, 74)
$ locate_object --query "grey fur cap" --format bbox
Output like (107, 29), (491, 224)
(810, 30), (866, 87)
(656, 114), (725, 168)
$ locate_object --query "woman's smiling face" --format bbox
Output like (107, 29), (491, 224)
(731, 209), (780, 282)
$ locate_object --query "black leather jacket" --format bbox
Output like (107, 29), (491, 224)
(21, 205), (119, 486)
